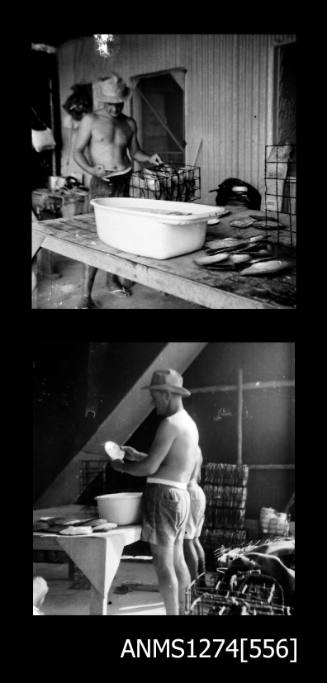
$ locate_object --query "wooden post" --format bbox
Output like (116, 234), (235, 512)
(237, 368), (243, 464)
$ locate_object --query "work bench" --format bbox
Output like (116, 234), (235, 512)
(33, 506), (142, 615)
(32, 212), (296, 309)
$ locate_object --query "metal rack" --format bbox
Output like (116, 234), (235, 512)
(264, 144), (296, 247)
(186, 569), (293, 616)
(78, 460), (110, 504)
(129, 163), (201, 202)
(78, 460), (142, 505)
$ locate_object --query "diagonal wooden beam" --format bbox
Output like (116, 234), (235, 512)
(35, 342), (207, 508)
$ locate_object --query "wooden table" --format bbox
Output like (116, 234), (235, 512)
(33, 506), (142, 615)
(32, 212), (296, 309)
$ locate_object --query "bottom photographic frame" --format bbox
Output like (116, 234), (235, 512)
(32, 339), (300, 663)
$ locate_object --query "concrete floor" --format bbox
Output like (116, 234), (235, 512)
(32, 253), (204, 309)
(34, 558), (166, 616)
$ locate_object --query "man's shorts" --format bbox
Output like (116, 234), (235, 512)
(184, 483), (206, 540)
(141, 483), (190, 547)
(89, 170), (131, 200)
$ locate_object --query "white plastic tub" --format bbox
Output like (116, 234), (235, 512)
(95, 492), (142, 525)
(90, 197), (221, 259)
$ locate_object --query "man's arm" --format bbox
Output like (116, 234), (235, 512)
(111, 420), (175, 476)
(128, 119), (162, 165)
(121, 445), (148, 461)
(73, 114), (105, 177)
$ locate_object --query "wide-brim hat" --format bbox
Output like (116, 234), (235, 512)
(95, 73), (131, 103)
(142, 369), (191, 397)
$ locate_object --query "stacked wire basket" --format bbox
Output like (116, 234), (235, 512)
(185, 569), (293, 616)
(129, 163), (201, 202)
(201, 463), (249, 569)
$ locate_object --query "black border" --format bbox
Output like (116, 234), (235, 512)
(24, 9), (307, 670)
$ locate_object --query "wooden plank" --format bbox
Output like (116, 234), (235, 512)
(237, 369), (243, 465)
(248, 464), (295, 470)
(189, 380), (295, 394)
(33, 235), (281, 310)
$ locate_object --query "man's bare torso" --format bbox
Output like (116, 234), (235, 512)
(152, 409), (199, 484)
(89, 109), (134, 171)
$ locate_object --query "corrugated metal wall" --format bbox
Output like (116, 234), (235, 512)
(58, 33), (296, 204)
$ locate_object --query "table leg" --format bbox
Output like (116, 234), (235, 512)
(58, 534), (126, 616)
(90, 585), (109, 615)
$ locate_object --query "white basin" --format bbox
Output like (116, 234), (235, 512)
(95, 492), (142, 525)
(91, 197), (220, 259)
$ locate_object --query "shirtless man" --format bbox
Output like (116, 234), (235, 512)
(73, 73), (162, 309)
(110, 369), (199, 615)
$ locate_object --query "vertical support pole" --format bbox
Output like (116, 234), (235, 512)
(237, 368), (243, 464)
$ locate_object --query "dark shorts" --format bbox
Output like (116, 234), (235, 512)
(141, 484), (190, 547)
(89, 171), (131, 200)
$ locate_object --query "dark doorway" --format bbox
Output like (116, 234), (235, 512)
(31, 48), (62, 189)
(132, 72), (185, 165)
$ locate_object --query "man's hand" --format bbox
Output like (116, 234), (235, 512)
(149, 153), (163, 166)
(122, 446), (147, 461)
(109, 459), (126, 472)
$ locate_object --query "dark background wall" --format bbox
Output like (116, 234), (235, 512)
(33, 341), (166, 502)
(33, 342), (295, 517)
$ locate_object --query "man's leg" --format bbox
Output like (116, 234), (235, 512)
(108, 175), (134, 295)
(150, 543), (179, 615)
(183, 539), (198, 582)
(106, 272), (133, 296)
(193, 537), (206, 576)
(76, 265), (98, 309)
(173, 537), (191, 615)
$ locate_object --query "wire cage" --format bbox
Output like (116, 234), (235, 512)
(264, 144), (296, 247)
(78, 459), (142, 505)
(129, 163), (201, 202)
(185, 569), (293, 616)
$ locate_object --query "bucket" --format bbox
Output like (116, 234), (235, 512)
(259, 507), (275, 534)
(95, 492), (142, 525)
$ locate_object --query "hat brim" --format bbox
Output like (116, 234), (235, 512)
(97, 87), (131, 104)
(141, 384), (191, 397)
(97, 96), (126, 103)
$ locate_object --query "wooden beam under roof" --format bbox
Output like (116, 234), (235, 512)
(35, 342), (207, 508)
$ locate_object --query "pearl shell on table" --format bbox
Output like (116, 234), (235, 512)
(194, 252), (229, 266)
